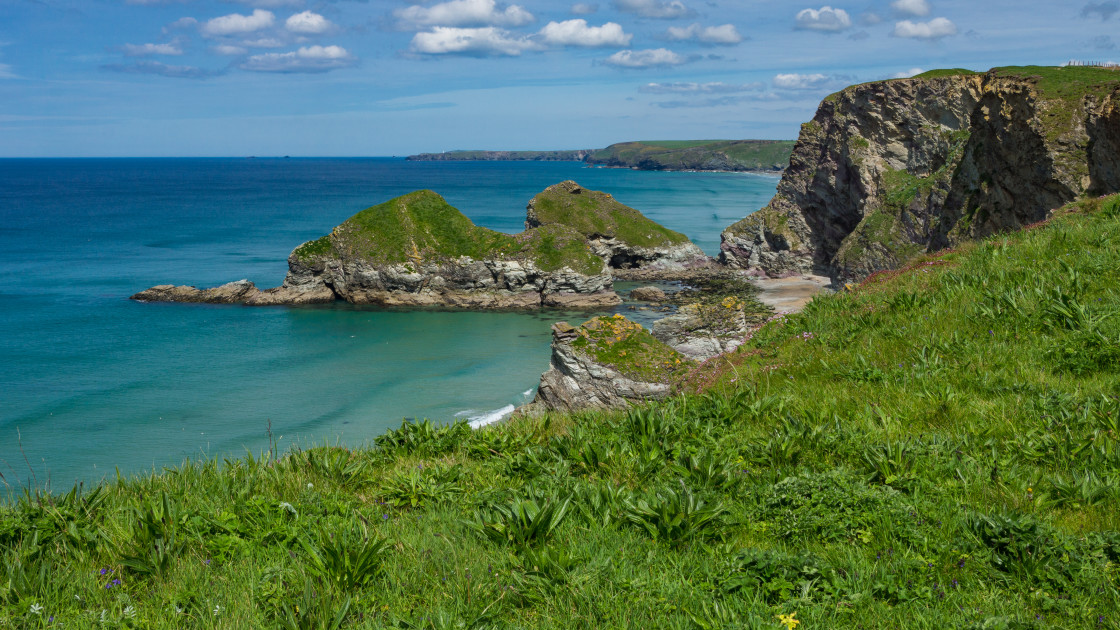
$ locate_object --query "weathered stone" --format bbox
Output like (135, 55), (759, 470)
(530, 323), (671, 412)
(130, 280), (261, 304)
(629, 286), (667, 302)
(720, 70), (1120, 282)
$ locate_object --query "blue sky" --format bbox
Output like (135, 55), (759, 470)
(2, 0), (1117, 156)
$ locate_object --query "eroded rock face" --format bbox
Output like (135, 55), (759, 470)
(720, 70), (1120, 281)
(530, 322), (670, 412)
(651, 302), (747, 361)
(629, 286), (667, 302)
(130, 280), (261, 304)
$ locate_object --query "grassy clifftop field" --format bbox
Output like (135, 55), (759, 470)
(2, 195), (1118, 628)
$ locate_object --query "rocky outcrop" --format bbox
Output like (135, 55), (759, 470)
(651, 300), (748, 361)
(585, 140), (794, 172)
(131, 280), (261, 303)
(530, 321), (672, 412)
(526, 181), (709, 271)
(720, 66), (1120, 281)
(629, 286), (667, 302)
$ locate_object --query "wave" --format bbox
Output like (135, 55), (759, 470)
(457, 404), (516, 429)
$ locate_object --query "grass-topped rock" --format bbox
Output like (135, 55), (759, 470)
(526, 181), (708, 271)
(530, 314), (694, 412)
(721, 65), (1120, 281)
(134, 183), (715, 309)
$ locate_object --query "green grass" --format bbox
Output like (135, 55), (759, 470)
(571, 314), (693, 382)
(3, 196), (1119, 628)
(297, 190), (605, 275)
(587, 140), (795, 172)
(529, 182), (692, 249)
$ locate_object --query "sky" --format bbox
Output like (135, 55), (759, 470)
(1, 0), (1118, 156)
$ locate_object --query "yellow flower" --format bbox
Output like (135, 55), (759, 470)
(777, 612), (800, 630)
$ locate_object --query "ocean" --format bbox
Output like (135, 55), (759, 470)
(0, 158), (776, 491)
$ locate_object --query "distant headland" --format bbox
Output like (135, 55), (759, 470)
(407, 139), (795, 173)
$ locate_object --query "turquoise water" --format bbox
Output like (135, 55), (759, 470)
(0, 158), (776, 490)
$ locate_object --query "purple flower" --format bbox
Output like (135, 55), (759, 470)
(382, 514), (389, 520)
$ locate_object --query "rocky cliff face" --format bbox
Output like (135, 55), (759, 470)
(720, 66), (1120, 281)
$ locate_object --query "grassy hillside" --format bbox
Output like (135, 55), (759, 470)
(586, 140), (794, 172)
(528, 181), (692, 249)
(2, 196), (1119, 628)
(405, 150), (591, 162)
(293, 190), (604, 275)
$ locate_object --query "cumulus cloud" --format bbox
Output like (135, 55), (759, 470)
(122, 42), (183, 57)
(539, 20), (631, 47)
(410, 26), (539, 55)
(890, 0), (930, 17)
(395, 0), (534, 29)
(892, 17), (958, 40)
(666, 23), (743, 44)
(572, 3), (598, 14)
(240, 45), (356, 72)
(773, 72), (830, 90)
(614, 0), (692, 19)
(1082, 1), (1119, 20)
(639, 81), (762, 94)
(286, 11), (333, 34)
(202, 10), (275, 37)
(603, 48), (685, 68)
(794, 6), (851, 32)
(891, 67), (924, 78)
(102, 60), (218, 79)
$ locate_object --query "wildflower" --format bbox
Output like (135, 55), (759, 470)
(307, 483), (314, 489)
(777, 611), (800, 629)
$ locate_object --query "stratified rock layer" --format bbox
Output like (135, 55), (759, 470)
(720, 66), (1120, 281)
(531, 322), (672, 412)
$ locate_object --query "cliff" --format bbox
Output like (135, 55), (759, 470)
(719, 66), (1120, 281)
(585, 140), (793, 172)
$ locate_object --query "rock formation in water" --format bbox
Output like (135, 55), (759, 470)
(719, 66), (1120, 281)
(133, 181), (713, 308)
(526, 181), (708, 271)
(530, 318), (685, 411)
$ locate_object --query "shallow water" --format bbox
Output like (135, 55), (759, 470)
(0, 158), (776, 490)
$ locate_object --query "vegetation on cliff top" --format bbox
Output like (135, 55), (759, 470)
(586, 140), (794, 172)
(528, 181), (692, 250)
(3, 196), (1119, 628)
(293, 189), (605, 275)
(571, 313), (694, 383)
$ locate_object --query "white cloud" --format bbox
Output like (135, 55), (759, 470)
(410, 26), (539, 56)
(794, 6), (851, 32)
(539, 20), (631, 47)
(614, 0), (692, 19)
(395, 0), (534, 29)
(773, 72), (830, 90)
(891, 67), (924, 78)
(893, 17), (958, 40)
(666, 23), (743, 44)
(213, 44), (249, 55)
(640, 81), (762, 94)
(202, 10), (275, 37)
(603, 48), (685, 68)
(286, 11), (333, 34)
(122, 42), (184, 57)
(572, 3), (598, 14)
(240, 45), (356, 73)
(165, 17), (198, 32)
(891, 0), (930, 16)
